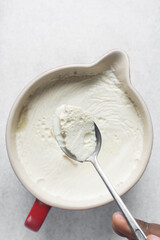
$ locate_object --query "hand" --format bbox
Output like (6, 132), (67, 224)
(112, 212), (160, 240)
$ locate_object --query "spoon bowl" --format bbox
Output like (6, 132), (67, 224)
(55, 123), (102, 163)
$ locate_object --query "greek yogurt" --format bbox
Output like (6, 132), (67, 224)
(16, 71), (144, 202)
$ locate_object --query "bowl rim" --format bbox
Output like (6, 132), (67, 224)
(6, 49), (153, 209)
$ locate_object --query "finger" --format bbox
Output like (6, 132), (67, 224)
(112, 222), (127, 238)
(112, 212), (135, 239)
(137, 220), (160, 237)
(112, 212), (160, 239)
(112, 226), (129, 238)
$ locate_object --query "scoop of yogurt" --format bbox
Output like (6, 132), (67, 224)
(53, 105), (96, 161)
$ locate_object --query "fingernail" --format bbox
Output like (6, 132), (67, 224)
(115, 212), (125, 221)
(148, 235), (160, 240)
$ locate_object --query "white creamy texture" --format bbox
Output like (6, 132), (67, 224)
(16, 71), (144, 202)
(53, 105), (96, 161)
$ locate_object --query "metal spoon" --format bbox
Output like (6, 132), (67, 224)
(56, 123), (147, 240)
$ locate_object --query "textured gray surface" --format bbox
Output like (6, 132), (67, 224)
(0, 0), (160, 239)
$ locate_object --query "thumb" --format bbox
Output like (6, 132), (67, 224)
(112, 212), (160, 239)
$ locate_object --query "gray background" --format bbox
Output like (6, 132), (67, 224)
(0, 0), (160, 239)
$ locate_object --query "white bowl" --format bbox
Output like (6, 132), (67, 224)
(6, 50), (153, 210)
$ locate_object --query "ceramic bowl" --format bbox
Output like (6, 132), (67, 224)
(6, 50), (153, 231)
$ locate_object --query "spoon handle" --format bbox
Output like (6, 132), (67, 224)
(92, 159), (147, 240)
